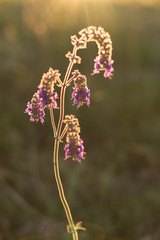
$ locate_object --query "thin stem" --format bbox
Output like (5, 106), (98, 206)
(50, 106), (57, 137)
(51, 46), (79, 240)
(57, 77), (63, 87)
(59, 124), (68, 142)
(53, 139), (78, 240)
(66, 76), (74, 86)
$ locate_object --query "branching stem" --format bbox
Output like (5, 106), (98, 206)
(59, 125), (68, 142)
(50, 46), (79, 240)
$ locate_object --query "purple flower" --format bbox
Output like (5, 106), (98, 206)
(72, 70), (90, 108)
(25, 68), (60, 124)
(25, 92), (45, 123)
(92, 56), (101, 74)
(72, 86), (90, 108)
(63, 115), (85, 163)
(77, 26), (114, 78)
(38, 68), (59, 109)
(104, 59), (114, 79)
(38, 87), (58, 109)
(64, 137), (85, 163)
(92, 56), (114, 79)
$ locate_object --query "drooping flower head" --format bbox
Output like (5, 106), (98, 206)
(38, 68), (60, 109)
(70, 26), (114, 79)
(25, 92), (45, 123)
(72, 70), (90, 108)
(63, 115), (85, 163)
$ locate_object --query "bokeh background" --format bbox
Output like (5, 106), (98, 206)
(0, 0), (160, 239)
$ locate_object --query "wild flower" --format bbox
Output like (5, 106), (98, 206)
(25, 26), (114, 240)
(25, 92), (45, 123)
(38, 68), (60, 109)
(78, 26), (114, 78)
(25, 68), (60, 123)
(72, 70), (90, 108)
(63, 115), (85, 162)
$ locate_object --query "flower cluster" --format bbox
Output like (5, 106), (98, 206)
(63, 115), (85, 163)
(72, 70), (90, 108)
(71, 26), (114, 78)
(25, 92), (45, 124)
(38, 68), (59, 109)
(25, 68), (60, 123)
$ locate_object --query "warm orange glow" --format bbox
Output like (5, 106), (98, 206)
(111, 0), (159, 5)
(67, 0), (159, 4)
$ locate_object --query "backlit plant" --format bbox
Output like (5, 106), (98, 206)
(25, 26), (114, 240)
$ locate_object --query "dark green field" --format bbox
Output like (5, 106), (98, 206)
(0, 0), (160, 239)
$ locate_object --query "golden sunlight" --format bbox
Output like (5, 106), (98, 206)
(111, 0), (159, 5)
(73, 0), (159, 5)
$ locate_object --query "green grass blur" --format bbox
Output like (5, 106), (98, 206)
(0, 0), (160, 239)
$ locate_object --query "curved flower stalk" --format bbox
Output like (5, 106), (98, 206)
(73, 26), (114, 78)
(25, 26), (114, 240)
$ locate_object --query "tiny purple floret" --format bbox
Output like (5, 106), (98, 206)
(92, 56), (100, 74)
(104, 59), (114, 79)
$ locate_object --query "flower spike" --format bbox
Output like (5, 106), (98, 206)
(25, 68), (60, 124)
(25, 92), (45, 123)
(64, 115), (85, 162)
(38, 68), (60, 109)
(72, 70), (90, 108)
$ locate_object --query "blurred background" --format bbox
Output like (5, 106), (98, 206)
(0, 0), (160, 239)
